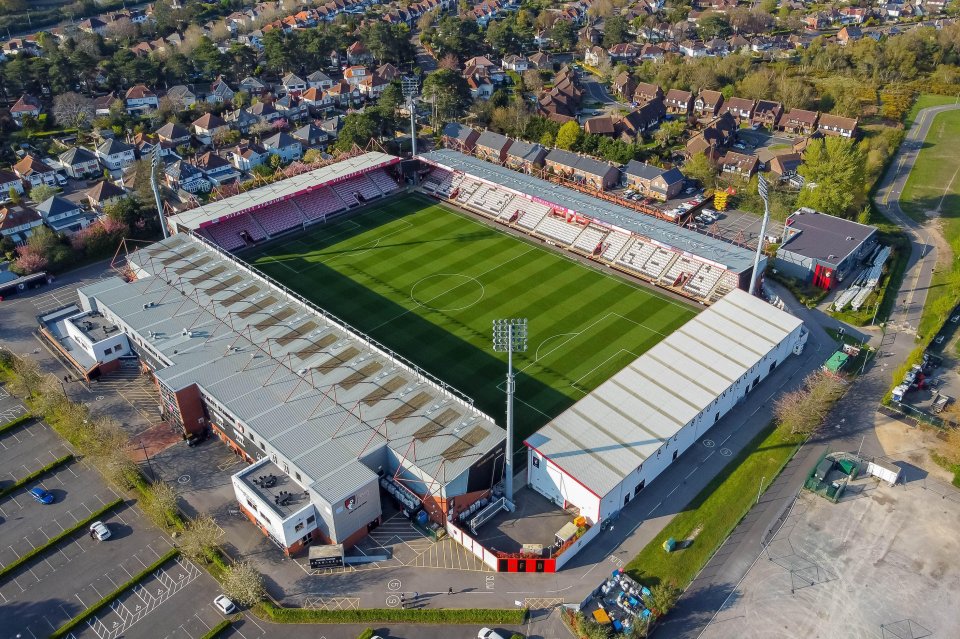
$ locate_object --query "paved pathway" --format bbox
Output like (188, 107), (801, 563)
(657, 104), (960, 639)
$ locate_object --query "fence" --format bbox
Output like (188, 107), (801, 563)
(445, 521), (499, 571)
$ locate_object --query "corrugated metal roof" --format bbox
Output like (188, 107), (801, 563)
(419, 149), (757, 273)
(85, 232), (504, 503)
(525, 289), (803, 497)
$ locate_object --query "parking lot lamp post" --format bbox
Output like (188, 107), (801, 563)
(493, 319), (527, 504)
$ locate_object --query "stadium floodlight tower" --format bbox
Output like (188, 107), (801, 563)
(492, 318), (527, 505)
(150, 145), (169, 239)
(748, 175), (771, 296)
(401, 75), (419, 158)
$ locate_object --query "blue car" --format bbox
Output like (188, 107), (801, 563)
(30, 487), (54, 504)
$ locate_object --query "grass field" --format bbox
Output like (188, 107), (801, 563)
(245, 194), (696, 453)
(899, 109), (960, 338)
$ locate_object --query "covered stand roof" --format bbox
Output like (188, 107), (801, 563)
(525, 289), (803, 498)
(83, 232), (503, 502)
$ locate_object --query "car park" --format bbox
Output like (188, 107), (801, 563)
(89, 521), (111, 541)
(30, 487), (54, 504)
(214, 595), (236, 614)
(952, 315), (959, 323)
(935, 335), (945, 344)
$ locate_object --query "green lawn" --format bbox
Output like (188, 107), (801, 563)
(246, 194), (696, 451)
(905, 94), (960, 128)
(899, 109), (960, 339)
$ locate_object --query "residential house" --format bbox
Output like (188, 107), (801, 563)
(36, 195), (93, 234)
(694, 90), (724, 117)
(13, 155), (59, 189)
(504, 140), (547, 172)
(239, 76), (268, 96)
(685, 112), (737, 160)
(584, 45), (607, 67)
(209, 77), (236, 104)
(344, 66), (368, 88)
(263, 132), (303, 163)
(528, 51), (553, 69)
(85, 180), (127, 211)
(719, 96), (756, 121)
(837, 25), (862, 45)
(608, 43), (641, 62)
(817, 113), (859, 138)
(301, 87), (331, 113)
(58, 147), (100, 179)
(93, 93), (118, 116)
(10, 94), (41, 126)
(282, 73), (308, 96)
(155, 122), (192, 146)
(679, 40), (708, 57)
(165, 161), (211, 193)
(623, 161), (685, 200)
(79, 17), (108, 35)
(248, 101), (282, 124)
(2, 37), (41, 57)
(614, 100), (666, 141)
(193, 152), (239, 185)
(166, 85), (198, 108)
(376, 63), (400, 83)
(780, 109), (819, 135)
(307, 70), (334, 91)
(346, 41), (373, 65)
(193, 113), (229, 142)
(664, 89), (693, 115)
(719, 151), (759, 180)
(502, 55), (529, 71)
(125, 85), (159, 113)
(0, 204), (43, 244)
(0, 169), (24, 197)
(475, 131), (513, 162)
(611, 72), (636, 102)
(275, 94), (307, 122)
(752, 100), (783, 129)
(465, 70), (495, 100)
(639, 44), (665, 62)
(634, 83), (664, 104)
(584, 115), (616, 137)
(358, 72), (391, 99)
(96, 138), (136, 172)
(292, 123), (329, 149)
(544, 149), (620, 190)
(323, 81), (360, 108)
(705, 38), (729, 56)
(226, 142), (268, 171)
(442, 123), (480, 152)
(769, 152), (803, 182)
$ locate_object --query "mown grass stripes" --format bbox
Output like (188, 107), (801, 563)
(250, 194), (697, 443)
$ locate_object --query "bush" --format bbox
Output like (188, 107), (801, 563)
(49, 548), (180, 639)
(0, 453), (74, 499)
(0, 497), (123, 580)
(255, 601), (528, 625)
(221, 561), (266, 607)
(0, 413), (32, 435)
(199, 619), (232, 639)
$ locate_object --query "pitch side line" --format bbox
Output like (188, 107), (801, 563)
(569, 348), (643, 395)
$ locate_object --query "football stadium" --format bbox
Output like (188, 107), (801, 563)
(69, 148), (807, 570)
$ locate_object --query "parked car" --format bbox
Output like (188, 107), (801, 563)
(214, 595), (236, 615)
(733, 142), (746, 150)
(89, 521), (111, 541)
(478, 629), (508, 639)
(30, 487), (54, 504)
(56, 173), (68, 187)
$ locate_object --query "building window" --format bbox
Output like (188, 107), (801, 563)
(295, 472), (301, 481)
(246, 498), (256, 510)
(532, 457), (540, 468)
(295, 522), (304, 532)
(282, 462), (289, 473)
(306, 515), (315, 524)
(672, 450), (678, 461)
(634, 480), (645, 496)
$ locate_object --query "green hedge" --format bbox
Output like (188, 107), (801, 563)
(0, 413), (32, 435)
(0, 453), (73, 499)
(50, 548), (180, 639)
(255, 601), (527, 625)
(200, 619), (232, 639)
(0, 496), (122, 580)
(356, 629), (376, 639)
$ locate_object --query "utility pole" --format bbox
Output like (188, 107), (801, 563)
(139, 439), (156, 481)
(749, 175), (771, 296)
(401, 75), (419, 158)
(492, 319), (527, 505)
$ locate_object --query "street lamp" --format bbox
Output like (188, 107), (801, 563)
(401, 75), (419, 159)
(749, 175), (771, 296)
(492, 318), (527, 503)
(150, 145), (169, 239)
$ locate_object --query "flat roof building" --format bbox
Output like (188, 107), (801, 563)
(775, 207), (878, 289)
(526, 289), (806, 524)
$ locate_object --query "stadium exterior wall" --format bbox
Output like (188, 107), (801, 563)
(526, 302), (806, 526)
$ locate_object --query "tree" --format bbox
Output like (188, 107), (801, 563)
(797, 137), (867, 216)
(221, 562), (265, 607)
(648, 581), (681, 617)
(551, 19), (577, 51)
(335, 112), (379, 152)
(53, 92), (95, 129)
(178, 513), (225, 561)
(603, 16), (630, 47)
(212, 128), (240, 149)
(422, 68), (472, 126)
(654, 119), (686, 148)
(8, 187), (21, 204)
(697, 13), (732, 39)
(522, 69), (544, 92)
(684, 152), (718, 188)
(555, 120), (582, 150)
(29, 184), (59, 205)
(303, 148), (323, 164)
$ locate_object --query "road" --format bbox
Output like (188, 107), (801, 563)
(656, 104), (958, 639)
(581, 75), (631, 111)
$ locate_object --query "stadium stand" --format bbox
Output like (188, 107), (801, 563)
(600, 231), (633, 262)
(709, 271), (740, 302)
(204, 213), (266, 250)
(455, 177), (482, 203)
(638, 247), (676, 280)
(422, 168), (449, 193)
(659, 255), (700, 287)
(535, 214), (584, 245)
(369, 169), (400, 195)
(252, 199), (306, 236)
(296, 186), (347, 221)
(683, 263), (724, 298)
(513, 198), (552, 230)
(572, 224), (610, 255)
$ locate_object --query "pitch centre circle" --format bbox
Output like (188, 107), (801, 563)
(410, 273), (485, 312)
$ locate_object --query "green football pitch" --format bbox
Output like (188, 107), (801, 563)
(246, 193), (697, 447)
